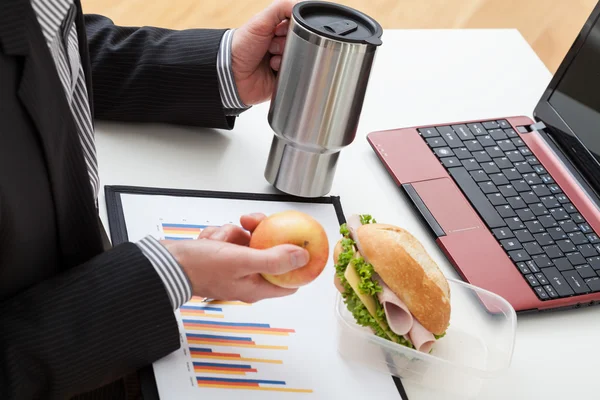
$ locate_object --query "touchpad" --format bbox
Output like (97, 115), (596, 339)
(412, 178), (484, 235)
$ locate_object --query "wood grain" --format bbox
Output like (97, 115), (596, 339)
(80, 0), (598, 73)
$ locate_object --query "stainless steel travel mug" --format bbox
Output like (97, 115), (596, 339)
(264, 0), (383, 197)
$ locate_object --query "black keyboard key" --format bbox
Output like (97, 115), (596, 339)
(525, 274), (540, 287)
(534, 232), (554, 246)
(502, 168), (521, 181)
(498, 140), (516, 152)
(534, 286), (549, 299)
(462, 158), (481, 171)
(481, 161), (500, 174)
(530, 203), (549, 216)
(514, 161), (533, 173)
(441, 131), (463, 148)
(514, 229), (534, 243)
(465, 140), (484, 152)
(493, 227), (514, 240)
(501, 238), (522, 251)
(512, 137), (525, 147)
(521, 192), (540, 205)
(526, 260), (541, 273)
(578, 244), (598, 257)
(556, 239), (577, 253)
(526, 155), (540, 165)
(539, 215), (558, 229)
(479, 181), (498, 194)
(533, 165), (547, 175)
(525, 220), (545, 233)
(559, 220), (579, 232)
(532, 255), (552, 269)
(531, 185), (551, 197)
(499, 185), (518, 197)
(427, 137), (446, 148)
(419, 127), (440, 137)
(541, 175), (554, 185)
(566, 252), (587, 266)
(506, 150), (525, 162)
(562, 270), (589, 294)
(486, 146), (504, 159)
(489, 129), (507, 141)
(487, 193), (507, 206)
(448, 167), (507, 228)
(543, 267), (575, 296)
(585, 277), (600, 292)
(544, 284), (558, 298)
(434, 147), (454, 158)
(452, 125), (475, 140)
(516, 208), (535, 221)
(483, 121), (500, 130)
(512, 180), (531, 193)
(589, 256), (600, 270)
(587, 234), (600, 244)
(523, 173), (541, 185)
(572, 213), (585, 224)
(544, 245), (563, 259)
(548, 184), (561, 194)
(548, 227), (568, 240)
(509, 249), (531, 262)
(517, 262), (531, 274)
(554, 257), (573, 271)
(507, 196), (527, 210)
(441, 157), (462, 168)
(470, 170), (489, 182)
(575, 264), (596, 279)
(490, 173), (509, 186)
(494, 157), (513, 169)
(472, 150), (492, 162)
(568, 231), (588, 245)
(454, 147), (473, 160)
(535, 272), (549, 285)
(519, 147), (533, 157)
(556, 194), (569, 203)
(498, 120), (511, 129)
(506, 217), (526, 230)
(478, 135), (495, 147)
(541, 196), (561, 209)
(579, 224), (593, 234)
(468, 123), (486, 136)
(524, 242), (544, 256)
(549, 208), (569, 221)
(505, 128), (519, 138)
(496, 205), (516, 218)
(564, 203), (577, 213)
(436, 126), (454, 135)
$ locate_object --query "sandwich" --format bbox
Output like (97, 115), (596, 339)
(333, 214), (451, 353)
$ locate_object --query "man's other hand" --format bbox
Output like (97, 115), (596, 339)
(231, 0), (298, 106)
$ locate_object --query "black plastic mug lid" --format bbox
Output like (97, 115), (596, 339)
(292, 1), (383, 46)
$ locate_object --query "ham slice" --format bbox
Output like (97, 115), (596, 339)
(408, 319), (436, 353)
(374, 276), (414, 336)
(346, 214), (369, 260)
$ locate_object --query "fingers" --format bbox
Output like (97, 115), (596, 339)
(268, 36), (286, 55)
(264, 0), (298, 29)
(199, 224), (251, 246)
(274, 19), (289, 36)
(243, 274), (299, 302)
(240, 244), (310, 276)
(198, 226), (219, 239)
(240, 213), (266, 233)
(270, 56), (282, 71)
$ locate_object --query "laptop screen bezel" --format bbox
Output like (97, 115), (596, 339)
(533, 1), (600, 198)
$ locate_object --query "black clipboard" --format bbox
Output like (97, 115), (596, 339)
(104, 185), (409, 400)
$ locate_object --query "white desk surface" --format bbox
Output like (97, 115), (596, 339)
(96, 29), (598, 400)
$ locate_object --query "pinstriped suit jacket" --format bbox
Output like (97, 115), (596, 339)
(0, 0), (236, 398)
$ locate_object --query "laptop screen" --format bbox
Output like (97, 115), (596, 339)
(546, 14), (600, 192)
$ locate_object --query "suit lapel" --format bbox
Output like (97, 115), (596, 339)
(0, 0), (104, 268)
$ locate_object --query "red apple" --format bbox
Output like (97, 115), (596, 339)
(249, 210), (329, 288)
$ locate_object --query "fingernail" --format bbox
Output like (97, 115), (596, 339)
(269, 42), (280, 53)
(291, 249), (309, 267)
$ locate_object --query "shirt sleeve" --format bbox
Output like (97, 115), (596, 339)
(216, 29), (251, 116)
(136, 235), (192, 309)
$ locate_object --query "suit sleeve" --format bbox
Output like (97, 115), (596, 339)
(83, 14), (235, 129)
(0, 243), (181, 399)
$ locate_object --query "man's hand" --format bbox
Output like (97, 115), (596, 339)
(231, 0), (298, 106)
(161, 213), (309, 303)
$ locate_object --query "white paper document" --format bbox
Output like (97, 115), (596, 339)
(117, 191), (402, 400)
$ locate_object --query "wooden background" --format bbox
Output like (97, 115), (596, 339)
(81, 0), (598, 73)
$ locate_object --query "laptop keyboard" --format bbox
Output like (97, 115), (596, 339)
(418, 120), (600, 301)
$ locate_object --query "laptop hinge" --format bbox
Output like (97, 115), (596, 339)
(517, 121), (546, 133)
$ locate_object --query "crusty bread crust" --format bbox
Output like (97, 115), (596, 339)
(356, 223), (451, 335)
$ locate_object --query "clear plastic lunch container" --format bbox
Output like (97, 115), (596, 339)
(335, 277), (517, 399)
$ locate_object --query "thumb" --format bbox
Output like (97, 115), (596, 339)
(250, 0), (298, 37)
(245, 244), (310, 276)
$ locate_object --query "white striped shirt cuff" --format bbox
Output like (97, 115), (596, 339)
(217, 29), (251, 116)
(136, 236), (192, 310)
